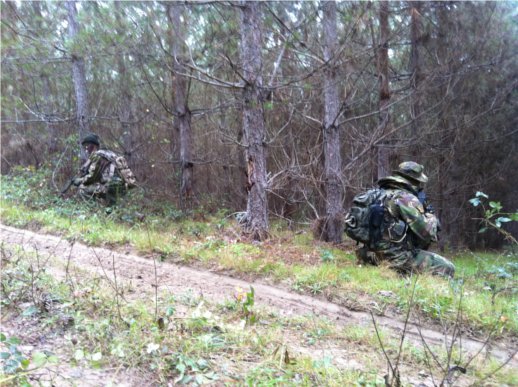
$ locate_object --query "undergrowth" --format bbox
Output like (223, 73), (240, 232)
(1, 247), (515, 386)
(0, 246), (386, 385)
(1, 167), (517, 337)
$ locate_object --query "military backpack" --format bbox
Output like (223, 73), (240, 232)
(345, 189), (389, 248)
(345, 188), (410, 248)
(96, 150), (137, 189)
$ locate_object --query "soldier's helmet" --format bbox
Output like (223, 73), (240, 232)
(394, 161), (428, 183)
(81, 133), (100, 147)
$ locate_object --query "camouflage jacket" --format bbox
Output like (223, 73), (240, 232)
(378, 175), (439, 249)
(77, 150), (121, 187)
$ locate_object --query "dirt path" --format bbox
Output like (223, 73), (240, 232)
(1, 224), (516, 367)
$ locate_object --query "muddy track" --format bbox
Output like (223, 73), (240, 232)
(1, 224), (516, 366)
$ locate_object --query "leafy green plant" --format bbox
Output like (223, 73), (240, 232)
(320, 249), (335, 262)
(1, 166), (56, 209)
(469, 192), (518, 314)
(469, 191), (518, 245)
(0, 334), (29, 378)
(234, 286), (256, 325)
(482, 264), (517, 309)
(0, 333), (58, 385)
(73, 348), (103, 368)
(167, 353), (218, 385)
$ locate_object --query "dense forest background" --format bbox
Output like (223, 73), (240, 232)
(1, 1), (517, 247)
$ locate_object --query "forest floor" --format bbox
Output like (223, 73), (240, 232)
(1, 224), (516, 386)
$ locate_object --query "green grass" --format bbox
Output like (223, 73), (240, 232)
(0, 247), (383, 385)
(341, 325), (385, 347)
(2, 246), (516, 386)
(1, 168), (517, 338)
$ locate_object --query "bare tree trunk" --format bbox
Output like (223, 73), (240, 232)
(436, 2), (453, 251)
(239, 1), (269, 240)
(33, 2), (58, 154)
(376, 0), (391, 180)
(41, 72), (59, 154)
(66, 0), (89, 163)
(409, 1), (422, 159)
(320, 0), (343, 243)
(114, 2), (134, 160)
(168, 3), (194, 207)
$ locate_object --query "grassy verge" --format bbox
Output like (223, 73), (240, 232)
(1, 167), (517, 338)
(1, 245), (516, 386)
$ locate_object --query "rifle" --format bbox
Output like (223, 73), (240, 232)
(417, 190), (435, 214)
(60, 177), (77, 195)
(418, 189), (441, 236)
(60, 166), (88, 196)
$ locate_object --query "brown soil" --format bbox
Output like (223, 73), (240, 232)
(1, 224), (516, 384)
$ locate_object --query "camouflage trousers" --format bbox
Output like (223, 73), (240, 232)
(79, 180), (126, 206)
(356, 245), (455, 278)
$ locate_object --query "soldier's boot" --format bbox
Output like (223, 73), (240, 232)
(356, 247), (380, 266)
(413, 250), (455, 278)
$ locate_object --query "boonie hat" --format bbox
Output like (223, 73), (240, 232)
(394, 161), (428, 183)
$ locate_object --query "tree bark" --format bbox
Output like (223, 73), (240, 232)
(168, 3), (194, 206)
(409, 1), (423, 159)
(33, 2), (58, 154)
(66, 0), (90, 163)
(320, 0), (343, 243)
(436, 2), (453, 250)
(114, 2), (134, 160)
(239, 1), (269, 240)
(376, 0), (391, 180)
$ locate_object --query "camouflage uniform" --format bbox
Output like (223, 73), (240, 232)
(77, 150), (126, 206)
(358, 162), (455, 278)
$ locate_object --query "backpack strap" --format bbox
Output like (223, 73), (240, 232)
(384, 189), (410, 245)
(368, 200), (385, 249)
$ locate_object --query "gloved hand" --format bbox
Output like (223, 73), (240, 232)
(72, 177), (82, 186)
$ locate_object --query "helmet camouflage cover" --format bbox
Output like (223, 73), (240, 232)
(81, 133), (100, 147)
